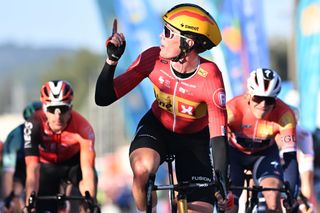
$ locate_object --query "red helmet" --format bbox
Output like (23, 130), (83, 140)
(40, 80), (73, 107)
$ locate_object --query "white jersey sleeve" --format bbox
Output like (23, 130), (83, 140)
(296, 125), (314, 172)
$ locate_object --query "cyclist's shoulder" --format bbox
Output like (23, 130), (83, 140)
(227, 94), (247, 110)
(140, 46), (160, 58)
(198, 57), (222, 78)
(271, 100), (296, 124)
(68, 110), (95, 138)
(70, 110), (91, 126)
(273, 98), (294, 113)
(26, 110), (46, 124)
(127, 46), (161, 71)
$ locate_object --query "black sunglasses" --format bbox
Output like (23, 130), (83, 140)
(252, 96), (276, 105)
(46, 105), (71, 114)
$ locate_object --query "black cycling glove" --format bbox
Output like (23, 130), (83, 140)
(106, 37), (126, 61)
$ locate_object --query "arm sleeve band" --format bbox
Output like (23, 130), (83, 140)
(95, 63), (117, 106)
(211, 136), (229, 181)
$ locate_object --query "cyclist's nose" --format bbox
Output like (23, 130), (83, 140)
(53, 110), (62, 117)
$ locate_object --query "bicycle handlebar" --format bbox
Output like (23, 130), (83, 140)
(230, 181), (295, 208)
(154, 180), (215, 191)
(215, 170), (227, 213)
(27, 191), (100, 213)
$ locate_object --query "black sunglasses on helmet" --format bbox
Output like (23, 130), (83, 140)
(46, 105), (71, 114)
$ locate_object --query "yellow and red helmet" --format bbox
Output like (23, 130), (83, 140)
(40, 80), (73, 107)
(162, 3), (221, 50)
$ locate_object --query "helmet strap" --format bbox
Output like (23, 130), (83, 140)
(171, 38), (192, 63)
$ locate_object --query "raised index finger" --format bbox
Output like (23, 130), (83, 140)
(112, 19), (117, 35)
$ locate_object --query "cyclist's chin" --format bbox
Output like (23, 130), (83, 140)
(159, 48), (178, 59)
(252, 108), (269, 119)
(51, 123), (66, 133)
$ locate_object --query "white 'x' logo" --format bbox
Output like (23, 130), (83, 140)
(181, 105), (193, 115)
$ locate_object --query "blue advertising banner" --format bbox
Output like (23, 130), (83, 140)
(296, 0), (320, 131)
(216, 0), (269, 98)
(97, 0), (165, 135)
(239, 0), (269, 73)
(218, 0), (246, 97)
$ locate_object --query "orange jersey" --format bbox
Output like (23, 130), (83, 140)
(24, 110), (95, 165)
(113, 47), (227, 137)
(227, 94), (297, 154)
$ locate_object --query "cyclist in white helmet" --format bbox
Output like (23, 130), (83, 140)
(226, 68), (299, 212)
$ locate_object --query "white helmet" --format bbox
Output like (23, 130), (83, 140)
(247, 68), (281, 97)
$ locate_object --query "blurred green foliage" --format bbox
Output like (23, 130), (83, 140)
(0, 46), (104, 114)
(40, 49), (104, 109)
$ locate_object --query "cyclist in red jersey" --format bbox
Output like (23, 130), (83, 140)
(95, 3), (233, 213)
(23, 80), (97, 212)
(226, 68), (299, 213)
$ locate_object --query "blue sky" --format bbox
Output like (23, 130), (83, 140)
(0, 0), (105, 53)
(0, 0), (293, 54)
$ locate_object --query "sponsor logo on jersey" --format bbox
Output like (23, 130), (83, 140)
(221, 126), (226, 136)
(240, 124), (252, 129)
(281, 135), (296, 143)
(212, 88), (226, 109)
(164, 80), (171, 88)
(153, 85), (206, 119)
(197, 68), (208, 77)
(157, 95), (173, 112)
(159, 76), (164, 84)
(160, 59), (168, 64)
(24, 121), (33, 148)
(178, 87), (186, 94)
(178, 103), (195, 115)
(180, 82), (195, 88)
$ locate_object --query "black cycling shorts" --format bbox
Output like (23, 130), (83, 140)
(129, 110), (215, 205)
(36, 153), (97, 212)
(228, 144), (284, 204)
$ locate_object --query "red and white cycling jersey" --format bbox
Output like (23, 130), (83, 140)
(227, 94), (297, 154)
(112, 47), (227, 138)
(24, 110), (95, 165)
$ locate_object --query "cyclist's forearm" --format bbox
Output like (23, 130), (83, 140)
(211, 136), (228, 180)
(95, 63), (117, 106)
(2, 171), (14, 197)
(80, 167), (96, 197)
(25, 164), (40, 204)
(300, 170), (314, 200)
(283, 151), (299, 198)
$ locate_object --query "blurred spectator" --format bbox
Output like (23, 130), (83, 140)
(1, 102), (42, 212)
(99, 145), (134, 213)
(0, 140), (3, 164)
(0, 139), (3, 207)
(313, 128), (320, 212)
(1, 101), (42, 198)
